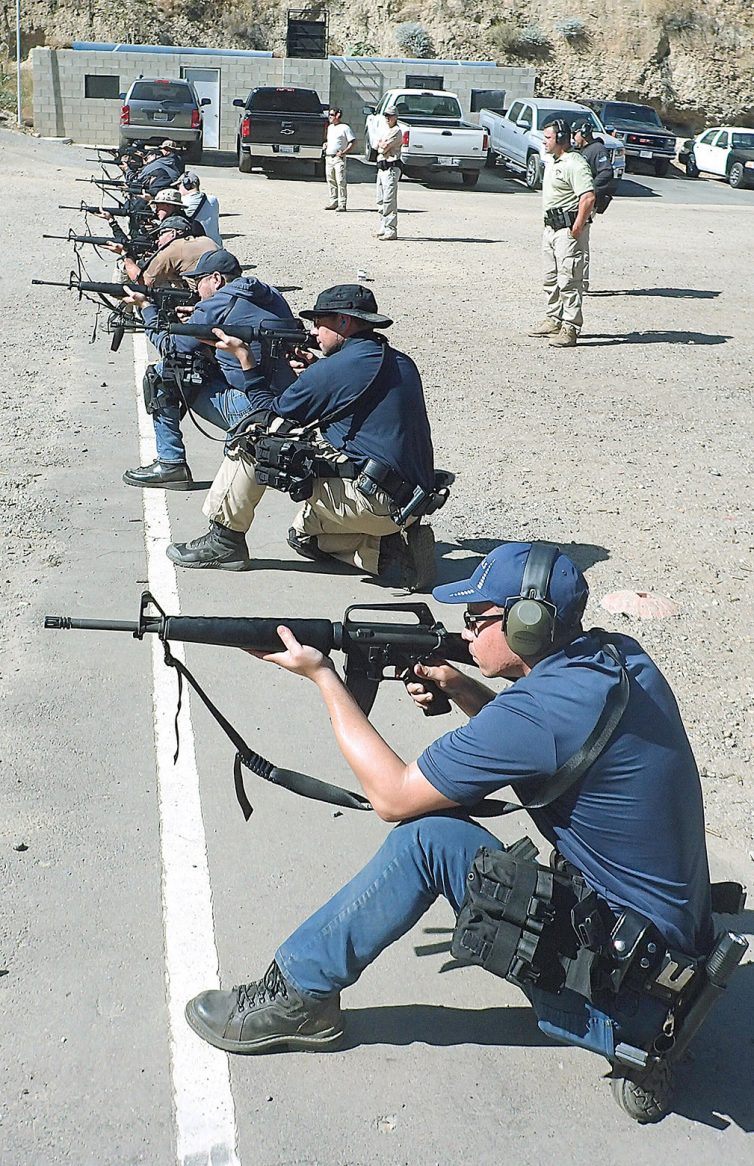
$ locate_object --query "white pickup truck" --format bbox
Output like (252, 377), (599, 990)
(363, 89), (488, 186)
(479, 98), (626, 190)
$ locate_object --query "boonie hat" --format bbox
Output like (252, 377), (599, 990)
(433, 542), (589, 626)
(384, 105), (399, 117)
(160, 139), (181, 149)
(158, 214), (193, 235)
(299, 284), (393, 328)
(182, 248), (242, 279)
(153, 188), (183, 205)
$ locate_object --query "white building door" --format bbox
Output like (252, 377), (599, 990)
(182, 67), (220, 149)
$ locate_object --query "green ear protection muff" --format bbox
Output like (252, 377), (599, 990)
(504, 543), (559, 657)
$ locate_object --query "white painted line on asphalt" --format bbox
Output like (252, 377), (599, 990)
(133, 332), (241, 1166)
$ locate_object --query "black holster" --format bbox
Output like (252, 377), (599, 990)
(544, 207), (578, 231)
(142, 365), (179, 416)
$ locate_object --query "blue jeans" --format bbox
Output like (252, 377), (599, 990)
(276, 812), (668, 1063)
(152, 378), (252, 464)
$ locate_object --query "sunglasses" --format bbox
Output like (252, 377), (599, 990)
(463, 611), (508, 634)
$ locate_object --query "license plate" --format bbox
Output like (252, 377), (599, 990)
(639, 149), (653, 159)
(279, 145), (296, 155)
(437, 155), (461, 166)
(153, 112), (168, 123)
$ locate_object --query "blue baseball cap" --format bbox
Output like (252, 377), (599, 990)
(433, 542), (589, 625)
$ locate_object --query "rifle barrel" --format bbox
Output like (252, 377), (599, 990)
(44, 616), (142, 633)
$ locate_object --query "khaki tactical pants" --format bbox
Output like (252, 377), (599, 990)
(203, 441), (402, 575)
(376, 166), (399, 237)
(325, 155), (347, 209)
(542, 223), (590, 331)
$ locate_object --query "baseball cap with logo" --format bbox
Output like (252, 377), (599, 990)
(158, 215), (194, 235)
(299, 284), (393, 328)
(433, 542), (589, 628)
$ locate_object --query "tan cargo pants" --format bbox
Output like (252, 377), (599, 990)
(325, 155), (347, 209)
(203, 440), (402, 575)
(542, 223), (590, 331)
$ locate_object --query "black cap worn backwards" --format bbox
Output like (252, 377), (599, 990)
(182, 248), (242, 279)
(299, 284), (393, 328)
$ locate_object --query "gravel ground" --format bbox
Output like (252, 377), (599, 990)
(3, 130), (751, 855)
(1, 128), (753, 1163)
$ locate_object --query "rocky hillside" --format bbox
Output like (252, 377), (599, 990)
(2, 0), (753, 128)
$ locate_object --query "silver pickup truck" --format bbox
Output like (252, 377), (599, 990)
(480, 98), (625, 190)
(364, 89), (488, 186)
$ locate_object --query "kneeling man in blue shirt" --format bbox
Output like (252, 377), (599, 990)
(185, 541), (714, 1113)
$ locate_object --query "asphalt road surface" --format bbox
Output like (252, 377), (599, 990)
(1, 129), (752, 1166)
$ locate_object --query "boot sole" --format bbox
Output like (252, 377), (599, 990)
(184, 1000), (344, 1054)
(165, 548), (251, 571)
(403, 524), (436, 591)
(122, 475), (193, 491)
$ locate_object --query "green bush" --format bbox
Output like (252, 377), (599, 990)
(554, 17), (588, 41)
(394, 22), (436, 59)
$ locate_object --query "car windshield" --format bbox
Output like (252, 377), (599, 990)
(130, 81), (194, 103)
(603, 103), (662, 125)
(249, 89), (323, 113)
(732, 132), (754, 149)
(540, 110), (603, 133)
(389, 95), (462, 118)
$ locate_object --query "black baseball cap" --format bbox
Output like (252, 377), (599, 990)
(299, 284), (393, 328)
(573, 121), (594, 137)
(182, 248), (242, 279)
(158, 215), (193, 235)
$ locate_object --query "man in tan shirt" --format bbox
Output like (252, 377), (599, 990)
(529, 120), (595, 348)
(376, 107), (402, 241)
(114, 216), (217, 288)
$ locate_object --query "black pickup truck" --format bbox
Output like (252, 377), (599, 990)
(584, 100), (677, 176)
(234, 86), (329, 177)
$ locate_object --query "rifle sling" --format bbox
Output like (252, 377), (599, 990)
(160, 639), (372, 819)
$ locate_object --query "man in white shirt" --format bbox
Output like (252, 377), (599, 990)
(324, 109), (356, 212)
(179, 172), (222, 246)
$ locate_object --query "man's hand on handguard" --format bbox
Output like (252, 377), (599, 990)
(211, 328), (255, 370)
(247, 625), (336, 682)
(122, 285), (148, 308)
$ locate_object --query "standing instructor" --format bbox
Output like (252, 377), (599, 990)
(529, 120), (595, 348)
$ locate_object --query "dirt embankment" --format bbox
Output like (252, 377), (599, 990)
(2, 0), (753, 128)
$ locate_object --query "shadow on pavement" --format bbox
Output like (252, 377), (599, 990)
(402, 236), (504, 244)
(615, 178), (661, 198)
(582, 331), (730, 346)
(588, 288), (721, 300)
(343, 1003), (547, 1048)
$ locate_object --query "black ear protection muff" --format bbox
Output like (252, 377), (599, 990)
(504, 543), (559, 657)
(549, 119), (572, 145)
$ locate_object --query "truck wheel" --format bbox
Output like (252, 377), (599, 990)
(525, 154), (543, 190)
(363, 140), (377, 164)
(185, 139), (203, 165)
(484, 148), (497, 170)
(728, 161), (746, 189)
(461, 170), (479, 187)
(237, 141), (252, 173)
(685, 152), (699, 178)
(653, 158), (670, 177)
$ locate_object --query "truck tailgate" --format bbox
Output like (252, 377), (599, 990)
(243, 113), (326, 148)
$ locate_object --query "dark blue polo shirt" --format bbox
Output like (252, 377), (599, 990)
(418, 631), (713, 956)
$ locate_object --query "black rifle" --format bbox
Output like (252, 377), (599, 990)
(169, 319), (319, 359)
(76, 177), (129, 190)
(43, 232), (154, 255)
(32, 275), (196, 308)
(58, 202), (153, 221)
(45, 593), (473, 818)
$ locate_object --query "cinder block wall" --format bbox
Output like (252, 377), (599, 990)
(32, 47), (534, 152)
(329, 59), (537, 150)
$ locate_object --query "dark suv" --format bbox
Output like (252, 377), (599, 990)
(584, 101), (676, 176)
(119, 77), (210, 163)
